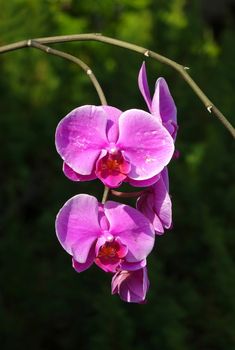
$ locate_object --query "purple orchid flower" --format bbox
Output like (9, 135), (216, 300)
(138, 62), (178, 141)
(55, 194), (155, 273)
(112, 267), (150, 303)
(55, 105), (174, 188)
(137, 167), (172, 235)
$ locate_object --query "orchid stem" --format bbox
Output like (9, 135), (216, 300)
(0, 33), (234, 138)
(29, 40), (107, 105)
(111, 190), (144, 198)
(27, 40), (109, 203)
(102, 186), (110, 204)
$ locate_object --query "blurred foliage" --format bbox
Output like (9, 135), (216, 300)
(0, 0), (235, 349)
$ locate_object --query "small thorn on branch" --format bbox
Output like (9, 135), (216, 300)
(27, 40), (32, 47)
(207, 105), (213, 113)
(144, 50), (149, 57)
(86, 69), (92, 75)
(184, 66), (190, 70)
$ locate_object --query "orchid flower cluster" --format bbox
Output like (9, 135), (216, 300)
(55, 62), (178, 303)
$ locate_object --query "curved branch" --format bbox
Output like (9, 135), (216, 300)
(0, 33), (234, 138)
(21, 40), (109, 202)
(29, 40), (107, 105)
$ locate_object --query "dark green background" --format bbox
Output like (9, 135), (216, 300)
(1, 1), (235, 349)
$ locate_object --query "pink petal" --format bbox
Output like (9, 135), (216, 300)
(138, 62), (152, 111)
(63, 162), (97, 182)
(104, 201), (155, 263)
(137, 193), (164, 234)
(117, 109), (174, 180)
(102, 105), (122, 143)
(128, 174), (160, 187)
(98, 205), (110, 231)
(137, 169), (172, 234)
(55, 105), (109, 175)
(126, 267), (149, 299)
(120, 259), (147, 271)
(95, 258), (120, 273)
(152, 174), (172, 230)
(112, 267), (150, 303)
(152, 78), (177, 138)
(55, 194), (101, 263)
(161, 166), (169, 192)
(72, 244), (95, 272)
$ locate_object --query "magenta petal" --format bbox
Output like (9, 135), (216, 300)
(126, 267), (149, 300)
(152, 174), (172, 230)
(55, 194), (101, 263)
(128, 174), (160, 187)
(137, 193), (164, 234)
(161, 166), (169, 192)
(55, 105), (109, 175)
(102, 105), (122, 143)
(95, 259), (120, 273)
(104, 201), (155, 263)
(152, 78), (177, 138)
(121, 259), (147, 271)
(72, 244), (95, 272)
(138, 62), (152, 111)
(137, 169), (172, 234)
(63, 162), (97, 182)
(112, 267), (149, 303)
(117, 109), (174, 180)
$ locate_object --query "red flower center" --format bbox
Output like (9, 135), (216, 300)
(97, 241), (119, 261)
(99, 152), (128, 174)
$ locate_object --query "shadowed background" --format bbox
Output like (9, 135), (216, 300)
(0, 1), (235, 349)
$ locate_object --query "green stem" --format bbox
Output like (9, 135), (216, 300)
(28, 40), (109, 202)
(29, 40), (107, 105)
(0, 33), (234, 137)
(111, 190), (144, 198)
(102, 186), (110, 204)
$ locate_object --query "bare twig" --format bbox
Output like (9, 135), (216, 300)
(102, 186), (110, 204)
(26, 40), (109, 202)
(29, 40), (107, 105)
(0, 33), (234, 137)
(111, 190), (144, 198)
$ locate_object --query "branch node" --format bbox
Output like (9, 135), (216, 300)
(207, 105), (213, 113)
(86, 69), (92, 75)
(144, 50), (149, 57)
(46, 47), (50, 53)
(27, 40), (32, 47)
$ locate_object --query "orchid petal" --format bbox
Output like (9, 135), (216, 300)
(55, 105), (109, 175)
(120, 259), (147, 271)
(104, 201), (155, 263)
(55, 194), (101, 263)
(72, 244), (95, 272)
(112, 267), (149, 303)
(63, 162), (96, 182)
(138, 62), (152, 111)
(128, 174), (160, 187)
(102, 105), (122, 143)
(152, 174), (172, 230)
(161, 166), (169, 192)
(117, 109), (174, 180)
(152, 78), (177, 138)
